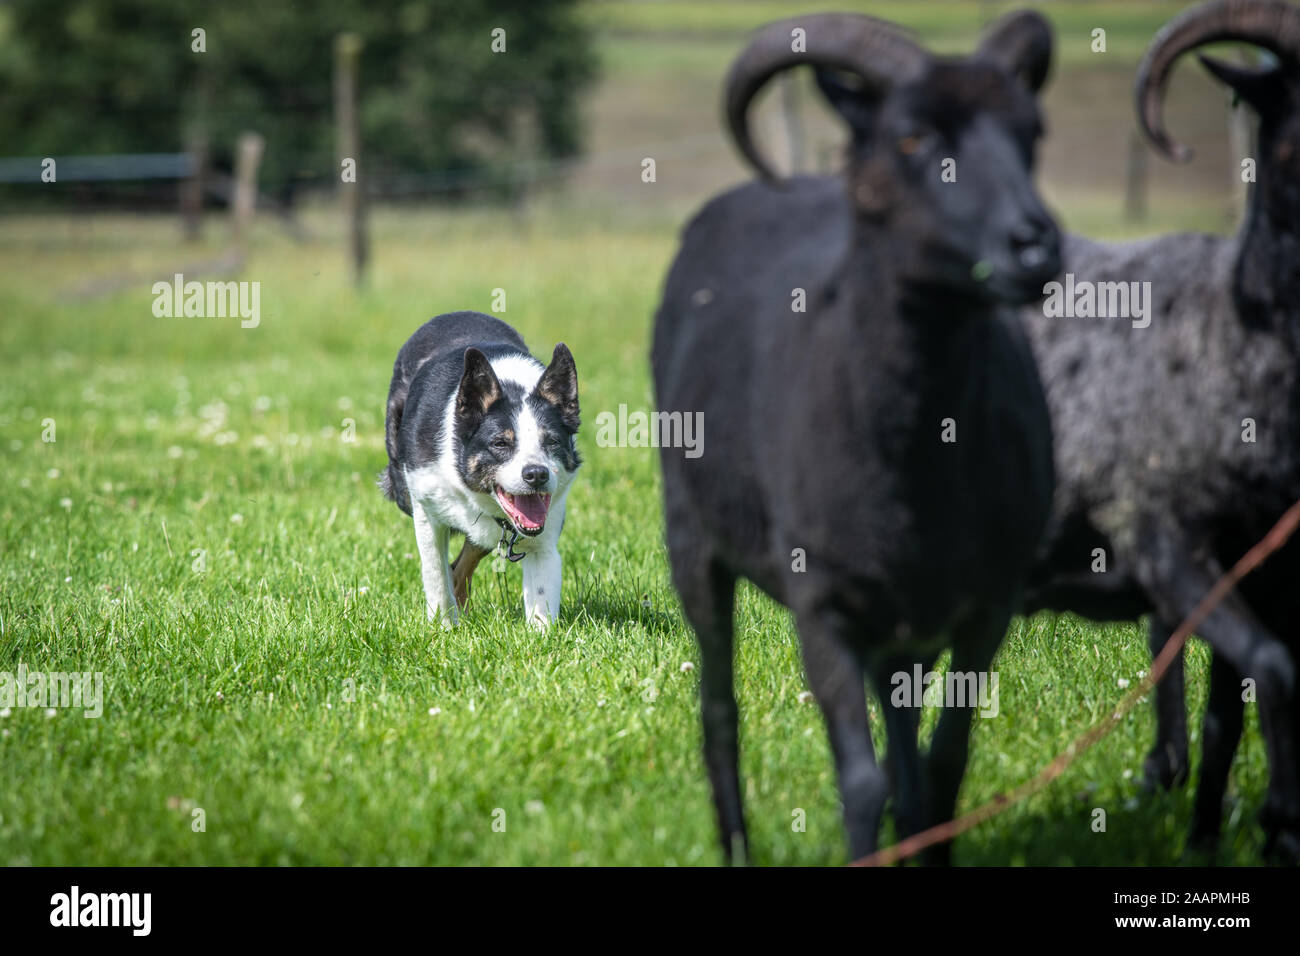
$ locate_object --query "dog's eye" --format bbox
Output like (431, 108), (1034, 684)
(543, 435), (561, 450)
(491, 436), (513, 452)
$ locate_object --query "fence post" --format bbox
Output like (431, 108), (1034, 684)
(779, 72), (805, 175)
(1228, 94), (1251, 225)
(1227, 51), (1257, 227)
(231, 131), (264, 246)
(180, 128), (208, 241)
(335, 32), (368, 285)
(1124, 129), (1147, 223)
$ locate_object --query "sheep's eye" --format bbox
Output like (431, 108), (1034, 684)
(898, 133), (935, 157)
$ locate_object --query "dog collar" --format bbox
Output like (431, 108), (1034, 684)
(494, 518), (528, 563)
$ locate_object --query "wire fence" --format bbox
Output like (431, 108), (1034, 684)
(0, 130), (745, 203)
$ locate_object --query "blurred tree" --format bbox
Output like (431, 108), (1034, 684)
(0, 0), (597, 201)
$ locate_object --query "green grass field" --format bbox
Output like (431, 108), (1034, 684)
(0, 201), (1269, 866)
(0, 0), (1276, 865)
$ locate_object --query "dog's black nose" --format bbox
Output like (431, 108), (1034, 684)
(522, 464), (550, 488)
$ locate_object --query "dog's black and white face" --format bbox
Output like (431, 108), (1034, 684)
(454, 344), (581, 537)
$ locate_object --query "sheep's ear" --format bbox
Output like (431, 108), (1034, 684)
(534, 343), (580, 432)
(455, 348), (501, 426)
(814, 67), (882, 134)
(977, 10), (1052, 94)
(1198, 54), (1284, 114)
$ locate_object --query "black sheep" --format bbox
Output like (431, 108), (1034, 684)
(652, 11), (1061, 863)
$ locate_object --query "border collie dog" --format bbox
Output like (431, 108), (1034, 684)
(381, 312), (581, 629)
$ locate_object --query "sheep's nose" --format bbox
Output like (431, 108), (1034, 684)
(1010, 218), (1059, 272)
(522, 464), (550, 488)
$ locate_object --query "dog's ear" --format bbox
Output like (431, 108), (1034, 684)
(535, 343), (579, 432)
(456, 348), (502, 427)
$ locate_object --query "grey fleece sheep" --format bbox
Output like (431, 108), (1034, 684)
(1022, 0), (1300, 860)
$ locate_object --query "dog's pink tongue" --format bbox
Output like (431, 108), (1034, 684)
(513, 493), (550, 527)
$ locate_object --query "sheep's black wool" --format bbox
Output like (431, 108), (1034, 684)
(1021, 0), (1300, 860)
(652, 10), (1061, 863)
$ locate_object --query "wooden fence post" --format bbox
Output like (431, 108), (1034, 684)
(1124, 129), (1148, 223)
(180, 128), (208, 241)
(231, 131), (264, 246)
(1227, 50), (1258, 227)
(779, 72), (805, 175)
(335, 32), (369, 285)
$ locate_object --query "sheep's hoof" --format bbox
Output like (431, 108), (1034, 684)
(723, 831), (750, 866)
(920, 844), (952, 867)
(1183, 825), (1219, 862)
(1263, 830), (1300, 866)
(1141, 744), (1189, 792)
(1261, 813), (1300, 866)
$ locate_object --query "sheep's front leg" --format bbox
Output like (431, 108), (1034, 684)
(923, 604), (1010, 865)
(1133, 517), (1299, 862)
(1189, 652), (1245, 855)
(795, 604), (888, 862)
(412, 503), (457, 629)
(874, 654), (927, 847)
(521, 545), (562, 630)
(1143, 615), (1190, 791)
(673, 555), (744, 863)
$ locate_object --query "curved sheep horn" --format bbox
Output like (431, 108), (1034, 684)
(1136, 0), (1300, 164)
(725, 14), (928, 181)
(976, 9), (1054, 93)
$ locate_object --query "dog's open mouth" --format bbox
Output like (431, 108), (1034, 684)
(495, 487), (550, 536)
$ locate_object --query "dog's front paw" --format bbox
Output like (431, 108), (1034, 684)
(526, 608), (555, 631)
(426, 603), (459, 630)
